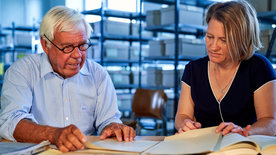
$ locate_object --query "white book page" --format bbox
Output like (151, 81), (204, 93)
(248, 135), (276, 151)
(85, 138), (160, 153)
(208, 148), (258, 155)
(165, 126), (218, 141)
(145, 126), (221, 154)
(219, 133), (258, 152)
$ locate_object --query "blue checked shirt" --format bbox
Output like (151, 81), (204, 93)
(0, 53), (122, 141)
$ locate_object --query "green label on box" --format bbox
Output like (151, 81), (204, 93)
(0, 62), (3, 75)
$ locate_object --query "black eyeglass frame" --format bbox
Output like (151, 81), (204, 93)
(43, 34), (92, 54)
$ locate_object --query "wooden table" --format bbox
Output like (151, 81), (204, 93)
(40, 136), (165, 154)
(0, 138), (11, 142)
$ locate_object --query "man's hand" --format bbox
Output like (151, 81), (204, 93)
(52, 124), (87, 152)
(14, 120), (86, 153)
(100, 123), (136, 142)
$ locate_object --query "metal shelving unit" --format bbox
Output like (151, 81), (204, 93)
(139, 0), (209, 124)
(82, 0), (211, 124)
(82, 2), (151, 90)
(258, 11), (276, 62)
(81, 0), (223, 133)
(0, 22), (39, 94)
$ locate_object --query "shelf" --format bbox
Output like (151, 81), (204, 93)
(141, 85), (174, 90)
(144, 55), (201, 61)
(82, 9), (146, 20)
(258, 10), (276, 24)
(82, 1), (208, 121)
(145, 24), (206, 36)
(95, 59), (140, 66)
(0, 46), (33, 52)
(0, 23), (39, 77)
(144, 56), (176, 61)
(96, 56), (198, 64)
(4, 26), (39, 32)
(114, 84), (139, 89)
(0, 33), (8, 37)
(143, 0), (213, 8)
(115, 85), (175, 91)
(14, 45), (32, 49)
(0, 45), (13, 50)
(91, 34), (151, 42)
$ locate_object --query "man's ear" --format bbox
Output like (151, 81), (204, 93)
(40, 36), (49, 55)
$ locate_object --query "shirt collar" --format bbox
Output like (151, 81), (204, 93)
(40, 53), (53, 78)
(79, 61), (90, 76)
(40, 53), (90, 78)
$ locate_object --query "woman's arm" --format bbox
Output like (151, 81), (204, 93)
(251, 80), (276, 136)
(175, 82), (201, 132)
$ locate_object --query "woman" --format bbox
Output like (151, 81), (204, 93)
(175, 0), (276, 136)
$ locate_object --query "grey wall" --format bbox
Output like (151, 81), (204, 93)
(0, 0), (65, 28)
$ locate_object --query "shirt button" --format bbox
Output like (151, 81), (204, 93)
(66, 117), (69, 121)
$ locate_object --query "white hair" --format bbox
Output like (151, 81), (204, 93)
(40, 6), (92, 45)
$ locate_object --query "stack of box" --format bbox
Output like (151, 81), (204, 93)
(146, 67), (162, 87)
(130, 44), (149, 61)
(164, 38), (206, 58)
(132, 23), (153, 37)
(132, 70), (147, 86)
(162, 69), (184, 88)
(0, 34), (12, 48)
(165, 91), (175, 119)
(93, 20), (152, 38)
(91, 42), (151, 61)
(148, 40), (165, 57)
(117, 94), (133, 111)
(160, 5), (204, 26)
(93, 20), (130, 36)
(146, 10), (161, 27)
(146, 4), (204, 27)
(14, 32), (33, 47)
(104, 42), (129, 60)
(108, 70), (130, 85)
(248, 0), (269, 12)
(259, 29), (275, 56)
(92, 41), (129, 60)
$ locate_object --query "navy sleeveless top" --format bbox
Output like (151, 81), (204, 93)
(182, 53), (276, 128)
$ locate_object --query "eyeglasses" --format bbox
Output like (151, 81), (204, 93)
(43, 34), (92, 54)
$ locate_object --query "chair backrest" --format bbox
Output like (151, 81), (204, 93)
(132, 88), (167, 119)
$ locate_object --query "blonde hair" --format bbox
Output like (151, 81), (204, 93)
(206, 0), (262, 61)
(39, 6), (92, 45)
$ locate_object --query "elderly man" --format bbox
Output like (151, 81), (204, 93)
(0, 6), (135, 152)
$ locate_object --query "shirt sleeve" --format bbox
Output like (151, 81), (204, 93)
(181, 61), (192, 86)
(251, 54), (276, 91)
(0, 63), (37, 141)
(93, 66), (122, 135)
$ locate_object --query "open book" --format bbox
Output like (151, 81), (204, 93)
(83, 126), (276, 154)
(0, 140), (50, 155)
(145, 126), (276, 155)
(84, 136), (161, 154)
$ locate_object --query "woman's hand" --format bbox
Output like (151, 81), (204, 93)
(177, 119), (202, 134)
(216, 122), (251, 136)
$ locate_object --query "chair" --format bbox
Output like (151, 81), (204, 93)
(131, 88), (168, 136)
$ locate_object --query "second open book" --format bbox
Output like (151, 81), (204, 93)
(84, 126), (276, 154)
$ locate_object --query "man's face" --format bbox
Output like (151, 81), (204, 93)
(45, 23), (88, 78)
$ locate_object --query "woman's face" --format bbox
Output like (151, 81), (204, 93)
(205, 18), (231, 64)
